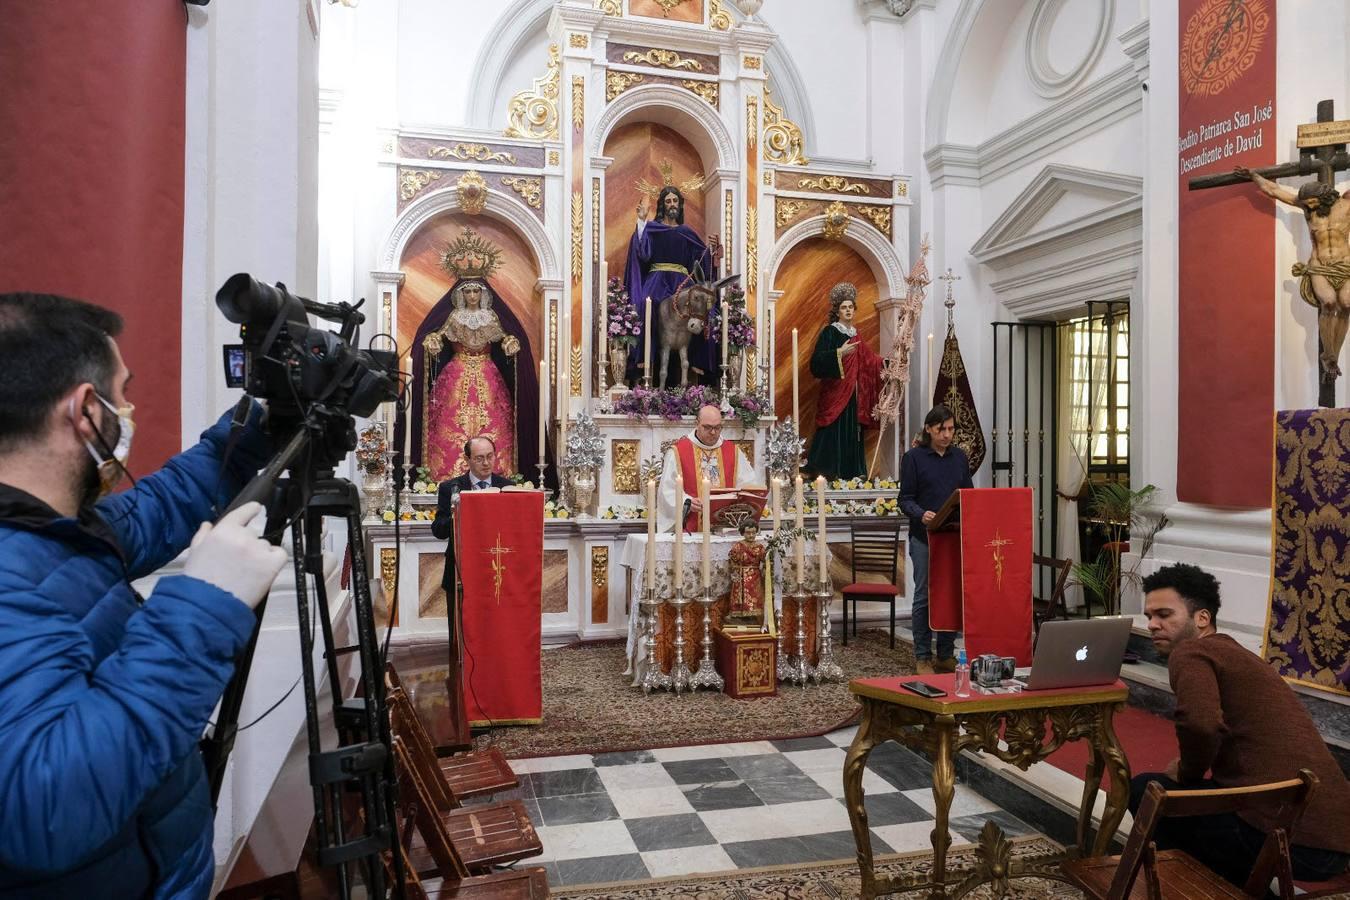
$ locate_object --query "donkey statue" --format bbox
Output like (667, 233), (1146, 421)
(656, 281), (717, 387)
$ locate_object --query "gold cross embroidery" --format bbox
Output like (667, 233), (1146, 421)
(484, 533), (515, 604)
(985, 529), (1013, 592)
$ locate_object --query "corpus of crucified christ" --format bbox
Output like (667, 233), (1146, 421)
(3, 2), (1350, 899)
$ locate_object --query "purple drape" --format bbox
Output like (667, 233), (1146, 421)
(623, 221), (720, 385)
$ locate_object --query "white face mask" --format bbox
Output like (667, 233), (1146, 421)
(79, 394), (135, 497)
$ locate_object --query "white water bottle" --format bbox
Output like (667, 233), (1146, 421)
(954, 648), (971, 697)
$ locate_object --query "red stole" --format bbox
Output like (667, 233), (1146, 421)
(674, 436), (738, 532)
(816, 334), (882, 428)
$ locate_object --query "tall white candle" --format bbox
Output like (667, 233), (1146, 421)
(673, 467), (685, 582)
(771, 477), (782, 537)
(793, 474), (805, 586)
(646, 477), (657, 591)
(791, 328), (800, 429)
(700, 474), (712, 590)
(927, 332), (935, 405)
(538, 359), (547, 467)
(598, 261), (608, 362)
(816, 475), (828, 586)
(643, 296), (653, 381)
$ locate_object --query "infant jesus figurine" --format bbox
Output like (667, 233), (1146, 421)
(725, 520), (769, 631)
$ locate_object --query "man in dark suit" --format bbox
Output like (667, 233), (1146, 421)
(430, 435), (512, 599)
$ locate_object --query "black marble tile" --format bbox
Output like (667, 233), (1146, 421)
(592, 749), (657, 767)
(770, 735), (839, 752)
(538, 861), (562, 890)
(528, 767), (604, 798)
(552, 853), (650, 886)
(864, 742), (934, 791)
(681, 780), (764, 812)
(949, 810), (1034, 843)
(743, 773), (832, 805)
(798, 828), (894, 861)
(535, 792), (620, 826)
(721, 835), (814, 868)
(624, 812), (717, 851)
(725, 753), (806, 780)
(662, 758), (739, 785)
(836, 790), (930, 826)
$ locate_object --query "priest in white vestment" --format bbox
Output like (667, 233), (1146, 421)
(657, 403), (760, 532)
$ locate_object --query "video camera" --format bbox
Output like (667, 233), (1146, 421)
(216, 274), (398, 469)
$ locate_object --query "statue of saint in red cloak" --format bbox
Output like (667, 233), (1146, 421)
(807, 283), (884, 479)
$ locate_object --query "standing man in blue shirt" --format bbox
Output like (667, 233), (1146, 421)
(898, 405), (972, 674)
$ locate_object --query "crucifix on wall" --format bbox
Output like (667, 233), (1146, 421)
(1190, 99), (1350, 408)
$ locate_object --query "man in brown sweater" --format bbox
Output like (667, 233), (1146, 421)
(1131, 563), (1350, 888)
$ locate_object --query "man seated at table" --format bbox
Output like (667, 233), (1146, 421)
(656, 403), (759, 532)
(1133, 563), (1350, 888)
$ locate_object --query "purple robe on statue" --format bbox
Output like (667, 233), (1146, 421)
(624, 219), (719, 384)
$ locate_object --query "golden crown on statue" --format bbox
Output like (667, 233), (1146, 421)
(439, 227), (505, 280)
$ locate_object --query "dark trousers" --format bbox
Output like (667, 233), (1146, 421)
(1129, 773), (1350, 890)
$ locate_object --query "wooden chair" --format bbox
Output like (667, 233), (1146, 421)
(841, 521), (903, 649)
(1060, 770), (1319, 900)
(1031, 553), (1073, 636)
(388, 738), (549, 898)
(385, 671), (517, 801)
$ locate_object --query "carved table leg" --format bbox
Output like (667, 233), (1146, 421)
(1092, 701), (1132, 857)
(1075, 739), (1105, 854)
(843, 701), (881, 900)
(929, 715), (957, 899)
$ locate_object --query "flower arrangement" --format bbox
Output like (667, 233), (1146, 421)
(408, 466), (438, 494)
(561, 411), (606, 470)
(612, 384), (718, 420)
(544, 500), (571, 519)
(707, 286), (756, 350)
(606, 278), (642, 350)
(829, 477), (899, 491)
(356, 424), (389, 477)
(600, 505), (648, 520)
(765, 419), (805, 477)
(379, 508), (435, 523)
(727, 390), (769, 427)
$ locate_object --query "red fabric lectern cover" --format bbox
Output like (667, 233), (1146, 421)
(926, 488), (1034, 665)
(457, 491), (543, 725)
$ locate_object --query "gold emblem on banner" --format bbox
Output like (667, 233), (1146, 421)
(985, 528), (1013, 592)
(485, 534), (516, 604)
(1179, 0), (1270, 98)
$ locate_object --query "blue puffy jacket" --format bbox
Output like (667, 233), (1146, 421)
(0, 407), (270, 899)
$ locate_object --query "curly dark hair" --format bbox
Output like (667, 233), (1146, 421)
(1142, 562), (1221, 620)
(1297, 180), (1340, 217)
(828, 282), (858, 323)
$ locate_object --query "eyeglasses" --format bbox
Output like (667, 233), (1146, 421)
(469, 454), (495, 463)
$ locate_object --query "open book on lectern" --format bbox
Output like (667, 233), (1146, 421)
(706, 486), (767, 531)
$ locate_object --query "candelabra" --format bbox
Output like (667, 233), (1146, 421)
(787, 584), (815, 687)
(639, 586), (673, 694)
(718, 361), (731, 399)
(689, 586), (725, 691)
(812, 578), (843, 683)
(536, 462), (548, 495)
(775, 600), (792, 683)
(667, 582), (693, 695)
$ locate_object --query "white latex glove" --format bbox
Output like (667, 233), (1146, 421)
(183, 501), (288, 610)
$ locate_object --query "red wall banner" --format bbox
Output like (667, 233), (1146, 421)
(0, 5), (185, 470)
(1177, 0), (1276, 508)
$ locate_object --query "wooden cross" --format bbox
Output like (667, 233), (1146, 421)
(1190, 99), (1350, 405)
(985, 528), (1013, 593)
(484, 533), (515, 604)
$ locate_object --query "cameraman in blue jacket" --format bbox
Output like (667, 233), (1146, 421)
(0, 293), (288, 899)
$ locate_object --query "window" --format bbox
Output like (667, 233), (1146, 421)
(1064, 302), (1129, 480)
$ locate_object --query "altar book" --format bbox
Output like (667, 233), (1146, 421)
(704, 487), (768, 532)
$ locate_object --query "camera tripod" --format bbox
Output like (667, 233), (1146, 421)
(201, 426), (404, 899)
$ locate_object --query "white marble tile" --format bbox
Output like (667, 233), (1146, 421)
(641, 844), (737, 878)
(608, 785), (697, 819)
(536, 819), (638, 862)
(596, 761), (678, 794)
(869, 821), (965, 855)
(804, 766), (897, 798)
(901, 785), (1000, 818)
(827, 725), (859, 746)
(509, 754), (595, 774)
(649, 743), (731, 762)
(698, 797), (854, 843)
(782, 747), (848, 774)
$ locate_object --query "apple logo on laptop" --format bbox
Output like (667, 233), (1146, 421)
(1075, 645), (1089, 662)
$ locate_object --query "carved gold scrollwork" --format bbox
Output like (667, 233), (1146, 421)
(571, 192), (584, 283)
(430, 143), (516, 165)
(743, 56), (761, 70)
(571, 75), (585, 129)
(597, 0), (621, 14)
(723, 189), (733, 268)
(763, 87), (809, 166)
(591, 546), (609, 592)
(605, 71), (645, 101)
(399, 168), (441, 202)
(746, 96), (758, 148)
(709, 0), (733, 30)
(592, 178), (601, 263)
(380, 548), (397, 602)
(548, 150), (560, 166)
(746, 207), (758, 292)
(504, 44), (561, 141)
(745, 346), (757, 392)
(612, 440), (640, 494)
(798, 174), (868, 194)
(680, 79), (719, 107)
(571, 347), (582, 396)
(456, 170), (488, 215)
(775, 197), (807, 229)
(623, 48), (704, 71)
(822, 200), (849, 241)
(897, 180), (909, 197)
(651, 0), (691, 15)
(569, 33), (589, 48)
(500, 176), (542, 209)
(857, 204), (892, 237)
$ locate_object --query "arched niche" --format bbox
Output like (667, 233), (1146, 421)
(592, 84), (737, 175)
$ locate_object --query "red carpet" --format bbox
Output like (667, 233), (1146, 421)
(1046, 704), (1178, 789)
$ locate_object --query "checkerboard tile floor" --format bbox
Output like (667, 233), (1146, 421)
(471, 726), (1038, 887)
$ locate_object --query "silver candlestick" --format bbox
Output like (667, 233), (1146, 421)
(689, 586), (724, 691)
(788, 586), (815, 687)
(640, 587), (673, 694)
(668, 584), (693, 695)
(812, 579), (843, 683)
(719, 361), (731, 398)
(536, 462), (548, 493)
(775, 600), (792, 683)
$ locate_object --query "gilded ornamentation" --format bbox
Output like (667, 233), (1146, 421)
(500, 175), (542, 209)
(430, 143), (516, 165)
(746, 207), (758, 292)
(605, 71), (645, 101)
(857, 204), (892, 237)
(380, 548), (397, 602)
(743, 56), (762, 70)
(571, 192), (584, 284)
(592, 178), (601, 262)
(735, 440), (756, 469)
(745, 346), (757, 392)
(455, 170), (489, 215)
(897, 180), (908, 197)
(822, 200), (849, 241)
(439, 227), (505, 280)
(762, 87), (809, 166)
(623, 48), (704, 71)
(597, 0), (622, 14)
(549, 303), (558, 386)
(548, 149), (560, 166)
(763, 170), (772, 186)
(485, 534), (515, 604)
(650, 0), (692, 16)
(591, 546), (609, 623)
(399, 168), (441, 202)
(680, 79), (719, 107)
(775, 197), (807, 228)
(381, 137), (395, 154)
(723, 189), (733, 268)
(635, 158), (705, 199)
(612, 439), (641, 494)
(571, 75), (585, 130)
(504, 43), (561, 140)
(709, 0), (733, 30)
(571, 347), (583, 396)
(746, 96), (758, 148)
(798, 174), (868, 194)
(569, 33), (590, 48)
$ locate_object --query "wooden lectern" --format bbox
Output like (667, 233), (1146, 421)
(926, 487), (1034, 665)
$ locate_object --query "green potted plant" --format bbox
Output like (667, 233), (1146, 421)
(1070, 481), (1169, 615)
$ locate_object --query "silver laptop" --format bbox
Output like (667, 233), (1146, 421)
(1015, 617), (1133, 690)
